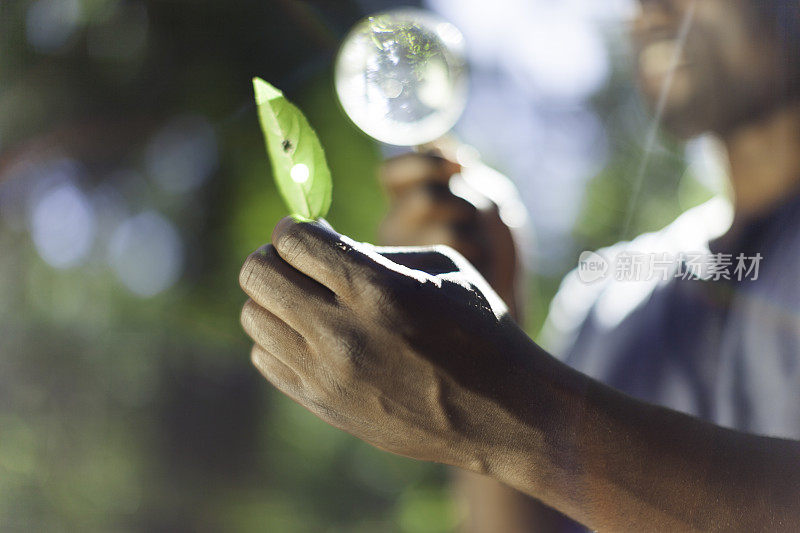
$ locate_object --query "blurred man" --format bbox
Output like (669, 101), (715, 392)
(240, 0), (800, 530)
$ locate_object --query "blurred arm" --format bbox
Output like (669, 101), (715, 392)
(454, 469), (577, 533)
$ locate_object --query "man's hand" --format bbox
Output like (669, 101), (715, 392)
(240, 217), (539, 470)
(379, 153), (522, 317)
(239, 218), (800, 532)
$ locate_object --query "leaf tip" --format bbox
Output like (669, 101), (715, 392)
(252, 77), (282, 104)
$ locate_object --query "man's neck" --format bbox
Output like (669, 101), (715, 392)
(722, 101), (800, 219)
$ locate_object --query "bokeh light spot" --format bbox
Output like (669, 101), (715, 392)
(26, 0), (81, 53)
(87, 1), (149, 61)
(30, 182), (95, 269)
(145, 116), (218, 194)
(108, 211), (183, 297)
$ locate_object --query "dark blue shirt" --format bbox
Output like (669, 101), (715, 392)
(542, 193), (800, 438)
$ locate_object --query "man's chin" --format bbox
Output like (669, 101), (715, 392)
(659, 111), (707, 140)
(639, 84), (711, 140)
(637, 92), (706, 140)
(638, 66), (713, 140)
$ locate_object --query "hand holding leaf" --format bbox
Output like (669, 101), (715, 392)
(253, 77), (332, 220)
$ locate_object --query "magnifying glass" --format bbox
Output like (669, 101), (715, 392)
(334, 9), (527, 230)
(334, 7), (468, 147)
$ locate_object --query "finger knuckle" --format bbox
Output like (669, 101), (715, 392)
(250, 345), (279, 379)
(275, 224), (309, 263)
(240, 246), (279, 289)
(249, 344), (268, 369)
(240, 299), (253, 326)
(245, 304), (283, 349)
(239, 254), (261, 290)
(250, 346), (306, 397)
(240, 299), (263, 332)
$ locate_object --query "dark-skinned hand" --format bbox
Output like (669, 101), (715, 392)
(240, 217), (540, 470)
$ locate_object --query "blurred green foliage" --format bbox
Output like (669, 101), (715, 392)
(0, 0), (717, 531)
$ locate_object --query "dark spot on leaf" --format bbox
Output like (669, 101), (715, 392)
(282, 140), (292, 152)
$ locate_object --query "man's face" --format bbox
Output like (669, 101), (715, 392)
(631, 0), (794, 138)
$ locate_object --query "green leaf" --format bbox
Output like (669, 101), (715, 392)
(252, 77), (332, 219)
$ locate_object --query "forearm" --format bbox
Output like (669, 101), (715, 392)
(473, 343), (800, 531)
(453, 287), (583, 532)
